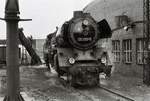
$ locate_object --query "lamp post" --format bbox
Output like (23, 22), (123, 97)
(0, 0), (28, 100)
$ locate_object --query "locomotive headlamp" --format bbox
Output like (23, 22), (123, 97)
(83, 19), (89, 25)
(69, 57), (75, 64)
(101, 58), (106, 64)
(52, 44), (55, 48)
(101, 56), (107, 64)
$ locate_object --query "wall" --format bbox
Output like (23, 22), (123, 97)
(35, 39), (45, 62)
(84, 0), (143, 78)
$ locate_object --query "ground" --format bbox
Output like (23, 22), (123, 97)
(0, 65), (150, 101)
(101, 73), (150, 101)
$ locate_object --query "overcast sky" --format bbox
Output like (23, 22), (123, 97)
(0, 0), (93, 39)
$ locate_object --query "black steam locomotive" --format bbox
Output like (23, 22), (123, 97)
(54, 11), (112, 86)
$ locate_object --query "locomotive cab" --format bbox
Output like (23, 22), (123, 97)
(54, 11), (112, 86)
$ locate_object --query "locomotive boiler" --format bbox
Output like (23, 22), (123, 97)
(54, 11), (112, 86)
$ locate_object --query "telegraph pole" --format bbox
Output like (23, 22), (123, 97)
(143, 0), (150, 85)
(0, 0), (30, 100)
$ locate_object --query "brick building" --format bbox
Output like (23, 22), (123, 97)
(84, 0), (144, 78)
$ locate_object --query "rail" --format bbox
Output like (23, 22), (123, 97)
(98, 85), (135, 101)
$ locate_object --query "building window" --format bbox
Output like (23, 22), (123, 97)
(123, 39), (132, 63)
(136, 38), (147, 64)
(112, 40), (120, 62)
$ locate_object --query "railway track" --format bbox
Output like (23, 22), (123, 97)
(62, 82), (134, 100)
(59, 76), (135, 101)
(71, 85), (135, 101)
(98, 85), (135, 101)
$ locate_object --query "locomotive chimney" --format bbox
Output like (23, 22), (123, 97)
(73, 11), (91, 18)
(74, 11), (83, 18)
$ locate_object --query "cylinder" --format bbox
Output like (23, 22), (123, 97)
(6, 20), (20, 100)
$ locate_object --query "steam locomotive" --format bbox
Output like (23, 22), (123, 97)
(53, 11), (112, 86)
